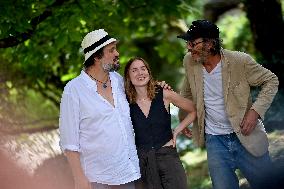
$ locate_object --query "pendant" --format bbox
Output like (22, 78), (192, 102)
(103, 83), (107, 88)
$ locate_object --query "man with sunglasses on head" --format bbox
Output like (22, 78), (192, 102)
(177, 20), (279, 189)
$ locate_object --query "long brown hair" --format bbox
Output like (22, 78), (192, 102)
(124, 57), (157, 104)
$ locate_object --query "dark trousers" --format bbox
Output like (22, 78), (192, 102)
(136, 146), (188, 189)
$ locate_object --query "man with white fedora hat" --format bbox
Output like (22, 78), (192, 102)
(59, 29), (141, 189)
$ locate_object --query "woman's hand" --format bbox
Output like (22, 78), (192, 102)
(173, 127), (192, 147)
(172, 129), (179, 147)
(181, 127), (192, 138)
(156, 80), (172, 90)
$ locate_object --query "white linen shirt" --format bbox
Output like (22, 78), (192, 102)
(59, 70), (140, 185)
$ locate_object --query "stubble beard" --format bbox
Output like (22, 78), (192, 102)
(193, 48), (211, 65)
(102, 61), (120, 72)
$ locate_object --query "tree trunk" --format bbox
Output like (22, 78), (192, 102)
(244, 0), (284, 88)
(204, 0), (241, 22)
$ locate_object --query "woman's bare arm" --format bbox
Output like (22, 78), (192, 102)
(163, 89), (196, 146)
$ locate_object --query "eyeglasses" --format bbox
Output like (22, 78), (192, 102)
(187, 40), (204, 48)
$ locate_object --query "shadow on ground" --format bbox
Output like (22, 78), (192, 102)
(0, 151), (73, 189)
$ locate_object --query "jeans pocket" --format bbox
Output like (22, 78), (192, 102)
(205, 134), (213, 144)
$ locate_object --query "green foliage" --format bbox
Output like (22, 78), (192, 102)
(0, 0), (201, 107)
(0, 0), (204, 134)
(1, 86), (59, 130)
(218, 11), (256, 56)
(181, 149), (211, 189)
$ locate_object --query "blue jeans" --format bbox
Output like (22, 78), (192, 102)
(205, 133), (273, 189)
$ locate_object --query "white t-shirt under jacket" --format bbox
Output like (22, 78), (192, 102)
(203, 61), (234, 135)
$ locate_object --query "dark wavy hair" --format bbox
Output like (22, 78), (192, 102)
(124, 57), (157, 104)
(83, 47), (104, 68)
(203, 38), (222, 55)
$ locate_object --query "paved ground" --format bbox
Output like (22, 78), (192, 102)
(0, 128), (283, 189)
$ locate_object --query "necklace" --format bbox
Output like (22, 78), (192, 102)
(88, 74), (109, 89)
(137, 97), (149, 101)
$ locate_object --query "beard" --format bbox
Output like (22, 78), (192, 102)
(192, 47), (211, 64)
(103, 62), (120, 72)
(102, 57), (120, 72)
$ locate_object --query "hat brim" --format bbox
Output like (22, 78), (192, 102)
(177, 33), (195, 41)
(177, 33), (190, 41)
(84, 38), (117, 63)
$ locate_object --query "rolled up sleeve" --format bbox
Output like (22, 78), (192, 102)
(59, 89), (80, 152)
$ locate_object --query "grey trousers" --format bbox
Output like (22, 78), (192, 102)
(91, 181), (135, 189)
(137, 146), (188, 189)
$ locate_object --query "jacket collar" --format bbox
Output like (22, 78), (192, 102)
(191, 48), (231, 105)
(220, 49), (230, 105)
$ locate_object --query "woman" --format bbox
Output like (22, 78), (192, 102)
(124, 57), (196, 189)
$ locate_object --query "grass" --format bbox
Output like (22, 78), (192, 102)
(181, 148), (212, 189)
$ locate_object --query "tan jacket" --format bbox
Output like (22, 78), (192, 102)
(179, 49), (279, 157)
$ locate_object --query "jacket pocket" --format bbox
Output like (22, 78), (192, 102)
(232, 82), (250, 108)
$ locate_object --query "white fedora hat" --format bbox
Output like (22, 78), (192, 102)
(81, 29), (117, 63)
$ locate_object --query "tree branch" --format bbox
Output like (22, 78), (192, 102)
(204, 0), (241, 22)
(0, 0), (70, 48)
